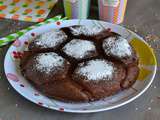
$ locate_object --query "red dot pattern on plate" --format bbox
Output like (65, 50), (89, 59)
(24, 41), (29, 45)
(107, 28), (111, 32)
(12, 51), (16, 55)
(20, 84), (25, 87)
(12, 51), (23, 59)
(56, 21), (61, 25)
(34, 93), (40, 96)
(13, 39), (21, 47)
(59, 108), (64, 111)
(37, 18), (45, 22)
(17, 52), (21, 56)
(6, 73), (19, 82)
(12, 14), (20, 20)
(14, 55), (19, 59)
(31, 33), (35, 37)
(38, 102), (43, 106)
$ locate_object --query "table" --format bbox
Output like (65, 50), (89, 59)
(0, 0), (160, 120)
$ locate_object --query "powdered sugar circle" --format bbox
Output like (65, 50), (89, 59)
(70, 25), (104, 36)
(76, 59), (114, 81)
(33, 29), (67, 48)
(103, 36), (132, 58)
(63, 39), (96, 59)
(35, 52), (65, 74)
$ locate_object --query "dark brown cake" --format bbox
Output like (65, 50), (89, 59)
(37, 79), (92, 102)
(61, 25), (118, 40)
(20, 25), (139, 102)
(62, 39), (98, 60)
(102, 36), (138, 65)
(28, 29), (68, 52)
(20, 52), (70, 86)
(72, 59), (126, 100)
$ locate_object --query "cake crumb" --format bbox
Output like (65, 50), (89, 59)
(147, 107), (151, 110)
(7, 87), (10, 90)
(153, 86), (157, 89)
(144, 34), (160, 51)
(145, 34), (159, 42)
(150, 99), (154, 103)
(132, 25), (138, 33)
(15, 104), (18, 107)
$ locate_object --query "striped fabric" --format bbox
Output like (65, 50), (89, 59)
(63, 0), (90, 19)
(98, 0), (127, 24)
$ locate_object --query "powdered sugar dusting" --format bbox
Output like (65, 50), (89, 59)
(35, 52), (65, 74)
(103, 36), (132, 58)
(70, 25), (103, 36)
(34, 29), (67, 48)
(76, 59), (114, 81)
(63, 39), (96, 59)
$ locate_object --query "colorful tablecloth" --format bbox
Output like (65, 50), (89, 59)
(0, 0), (57, 22)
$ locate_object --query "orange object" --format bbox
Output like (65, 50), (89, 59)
(24, 16), (32, 21)
(37, 1), (45, 6)
(13, 6), (20, 11)
(24, 9), (32, 14)
(37, 18), (45, 22)
(113, 4), (120, 24)
(25, 0), (32, 4)
(13, 0), (20, 3)
(37, 9), (45, 15)
(48, 4), (53, 10)
(12, 14), (20, 20)
(0, 13), (6, 18)
(10, 7), (20, 14)
(0, 5), (7, 10)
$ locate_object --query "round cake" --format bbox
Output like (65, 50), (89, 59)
(20, 25), (139, 102)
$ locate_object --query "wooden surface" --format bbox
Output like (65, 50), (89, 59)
(0, 0), (160, 120)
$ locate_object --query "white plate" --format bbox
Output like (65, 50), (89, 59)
(4, 19), (157, 113)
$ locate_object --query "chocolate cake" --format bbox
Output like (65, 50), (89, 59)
(20, 25), (139, 102)
(20, 52), (70, 86)
(102, 36), (138, 65)
(62, 39), (97, 60)
(72, 59), (126, 100)
(28, 29), (68, 52)
(61, 25), (118, 40)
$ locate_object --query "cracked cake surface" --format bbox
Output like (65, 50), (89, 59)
(28, 29), (67, 51)
(62, 39), (97, 60)
(20, 25), (139, 102)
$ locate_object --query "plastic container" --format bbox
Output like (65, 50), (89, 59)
(98, 0), (127, 24)
(63, 0), (90, 19)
